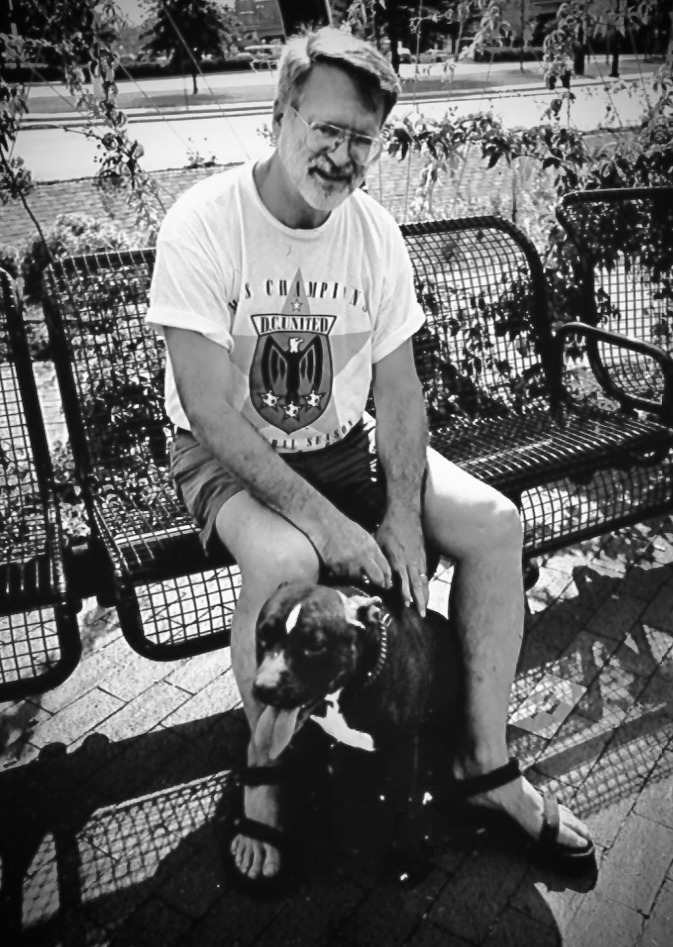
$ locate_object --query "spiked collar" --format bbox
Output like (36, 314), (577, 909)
(360, 608), (392, 688)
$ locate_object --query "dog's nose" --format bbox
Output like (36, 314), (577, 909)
(254, 653), (287, 695)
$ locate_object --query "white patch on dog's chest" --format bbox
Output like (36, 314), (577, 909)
(310, 690), (375, 751)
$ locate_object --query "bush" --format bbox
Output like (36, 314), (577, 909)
(472, 46), (544, 63)
(19, 212), (152, 304)
(0, 245), (20, 281)
(114, 57), (252, 81)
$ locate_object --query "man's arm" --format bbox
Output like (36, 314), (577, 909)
(165, 326), (391, 587)
(372, 338), (429, 613)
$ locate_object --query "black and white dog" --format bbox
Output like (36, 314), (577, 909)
(251, 581), (459, 879)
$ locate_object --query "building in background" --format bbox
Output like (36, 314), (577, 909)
(234, 0), (285, 42)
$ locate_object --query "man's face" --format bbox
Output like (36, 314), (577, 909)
(276, 63), (385, 213)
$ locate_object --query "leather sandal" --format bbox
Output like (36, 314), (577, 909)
(439, 758), (596, 873)
(222, 764), (296, 897)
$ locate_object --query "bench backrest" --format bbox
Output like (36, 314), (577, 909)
(1, 268), (82, 702)
(400, 216), (554, 426)
(42, 217), (554, 485)
(43, 248), (161, 490)
(557, 186), (673, 402)
(1, 268), (56, 585)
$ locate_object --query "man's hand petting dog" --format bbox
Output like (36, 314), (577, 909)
(312, 506), (392, 589)
(376, 507), (428, 616)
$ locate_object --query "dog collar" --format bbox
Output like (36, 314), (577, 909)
(362, 609), (391, 688)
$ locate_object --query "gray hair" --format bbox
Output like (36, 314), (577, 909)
(276, 26), (401, 122)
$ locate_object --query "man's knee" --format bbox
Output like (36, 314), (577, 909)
(216, 492), (320, 602)
(237, 531), (320, 603)
(487, 493), (523, 551)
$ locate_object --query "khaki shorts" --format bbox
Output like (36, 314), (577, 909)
(170, 416), (387, 556)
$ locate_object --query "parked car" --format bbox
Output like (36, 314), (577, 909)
(245, 44), (283, 67)
(228, 49), (253, 65)
(418, 48), (450, 63)
(383, 43), (413, 64)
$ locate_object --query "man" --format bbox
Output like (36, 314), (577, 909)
(147, 26), (593, 890)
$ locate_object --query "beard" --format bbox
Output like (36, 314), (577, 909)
(277, 127), (365, 212)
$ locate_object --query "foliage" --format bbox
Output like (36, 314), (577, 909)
(14, 212), (153, 304)
(413, 254), (549, 424)
(60, 262), (168, 468)
(0, 431), (47, 559)
(140, 0), (244, 94)
(1, 1), (164, 235)
(385, 109), (591, 226)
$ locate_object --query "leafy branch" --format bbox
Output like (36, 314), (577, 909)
(0, 0), (164, 234)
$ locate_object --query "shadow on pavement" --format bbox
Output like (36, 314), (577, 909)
(3, 553), (671, 943)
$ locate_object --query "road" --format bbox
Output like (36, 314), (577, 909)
(14, 71), (655, 182)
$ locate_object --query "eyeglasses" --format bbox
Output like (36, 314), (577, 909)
(289, 106), (384, 166)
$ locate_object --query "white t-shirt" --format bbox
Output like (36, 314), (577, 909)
(146, 161), (425, 453)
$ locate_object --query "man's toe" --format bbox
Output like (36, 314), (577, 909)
(559, 806), (592, 847)
(239, 842), (255, 875)
(262, 844), (281, 877)
(248, 845), (266, 879)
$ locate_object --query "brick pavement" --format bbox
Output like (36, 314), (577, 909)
(0, 147), (522, 251)
(1, 518), (673, 946)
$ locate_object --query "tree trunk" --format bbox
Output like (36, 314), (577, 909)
(276, 0), (331, 37)
(386, 0), (400, 74)
(574, 25), (585, 76)
(192, 71), (198, 95)
(609, 50), (620, 78)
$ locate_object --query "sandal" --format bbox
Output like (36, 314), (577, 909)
(222, 764), (296, 897)
(439, 758), (596, 873)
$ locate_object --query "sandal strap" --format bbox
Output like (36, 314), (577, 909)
(539, 793), (560, 847)
(450, 758), (521, 799)
(234, 816), (285, 850)
(234, 764), (289, 787)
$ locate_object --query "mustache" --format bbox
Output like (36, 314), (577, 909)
(309, 162), (355, 182)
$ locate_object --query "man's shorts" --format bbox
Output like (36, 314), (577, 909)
(170, 416), (387, 556)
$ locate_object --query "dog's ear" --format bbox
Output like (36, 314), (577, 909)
(352, 595), (383, 629)
(340, 592), (379, 629)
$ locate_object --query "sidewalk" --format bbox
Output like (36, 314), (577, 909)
(21, 54), (662, 120)
(1, 519), (673, 945)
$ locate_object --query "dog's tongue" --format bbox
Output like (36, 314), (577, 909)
(254, 705), (301, 761)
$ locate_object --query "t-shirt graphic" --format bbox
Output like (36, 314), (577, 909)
(147, 162), (426, 451)
(249, 269), (336, 434)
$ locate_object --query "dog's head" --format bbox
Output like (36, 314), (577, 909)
(252, 581), (383, 711)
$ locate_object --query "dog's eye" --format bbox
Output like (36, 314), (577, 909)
(303, 640), (327, 656)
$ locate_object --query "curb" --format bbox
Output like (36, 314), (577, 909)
(20, 73), (650, 129)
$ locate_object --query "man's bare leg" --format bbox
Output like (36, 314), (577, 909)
(215, 491), (320, 880)
(424, 448), (591, 847)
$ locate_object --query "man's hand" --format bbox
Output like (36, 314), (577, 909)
(313, 509), (392, 589)
(376, 508), (428, 616)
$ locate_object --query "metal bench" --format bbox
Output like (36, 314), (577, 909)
(38, 200), (673, 665)
(0, 269), (81, 701)
(41, 250), (240, 663)
(556, 185), (673, 412)
(405, 209), (673, 556)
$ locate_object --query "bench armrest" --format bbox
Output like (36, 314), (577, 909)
(554, 321), (673, 424)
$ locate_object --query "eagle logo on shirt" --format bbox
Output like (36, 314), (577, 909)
(249, 271), (335, 433)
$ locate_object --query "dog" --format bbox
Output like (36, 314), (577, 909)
(251, 580), (459, 881)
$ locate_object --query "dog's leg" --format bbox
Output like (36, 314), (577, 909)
(384, 734), (433, 887)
